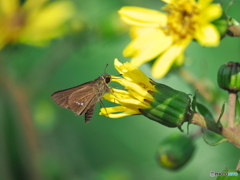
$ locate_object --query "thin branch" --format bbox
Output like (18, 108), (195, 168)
(178, 68), (215, 102)
(227, 17), (240, 37)
(227, 25), (240, 37)
(191, 112), (222, 134)
(0, 64), (42, 180)
(191, 112), (240, 148)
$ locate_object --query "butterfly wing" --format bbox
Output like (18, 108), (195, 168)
(67, 85), (100, 123)
(85, 104), (96, 123)
(67, 85), (97, 115)
(51, 81), (91, 109)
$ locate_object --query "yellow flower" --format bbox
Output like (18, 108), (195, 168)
(119, 0), (223, 78)
(100, 58), (155, 118)
(100, 59), (191, 128)
(0, 0), (76, 48)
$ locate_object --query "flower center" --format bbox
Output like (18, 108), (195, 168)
(163, 0), (199, 41)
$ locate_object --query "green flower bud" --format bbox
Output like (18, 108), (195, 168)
(218, 62), (240, 92)
(139, 80), (191, 127)
(156, 133), (195, 170)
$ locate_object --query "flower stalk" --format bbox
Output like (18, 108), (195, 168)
(227, 17), (240, 37)
(191, 112), (240, 148)
(228, 92), (237, 128)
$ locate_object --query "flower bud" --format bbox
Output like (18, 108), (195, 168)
(139, 80), (191, 127)
(156, 133), (195, 170)
(217, 62), (240, 92)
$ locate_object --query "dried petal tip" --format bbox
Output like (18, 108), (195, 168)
(157, 133), (195, 170)
(218, 62), (240, 93)
(140, 81), (191, 128)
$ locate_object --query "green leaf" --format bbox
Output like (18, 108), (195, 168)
(217, 103), (225, 126)
(202, 133), (227, 146)
(196, 102), (215, 121)
(191, 91), (197, 112)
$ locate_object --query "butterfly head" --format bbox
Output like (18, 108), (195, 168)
(101, 73), (111, 84)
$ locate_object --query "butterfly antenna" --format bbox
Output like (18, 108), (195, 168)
(112, 73), (122, 77)
(104, 64), (109, 73)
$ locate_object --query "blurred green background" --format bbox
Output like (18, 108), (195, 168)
(0, 0), (240, 180)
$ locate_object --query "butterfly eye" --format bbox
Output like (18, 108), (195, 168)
(105, 76), (111, 83)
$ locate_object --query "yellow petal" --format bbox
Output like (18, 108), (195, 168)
(23, 0), (48, 11)
(110, 78), (153, 105)
(152, 40), (190, 78)
(100, 106), (127, 114)
(115, 79), (146, 95)
(117, 98), (147, 109)
(21, 1), (74, 42)
(124, 29), (172, 67)
(175, 53), (185, 66)
(194, 24), (220, 46)
(130, 27), (156, 39)
(113, 59), (153, 88)
(161, 0), (171, 4)
(31, 1), (74, 29)
(103, 89), (130, 103)
(119, 6), (167, 28)
(201, 4), (222, 22)
(198, 0), (214, 9)
(103, 93), (118, 103)
(106, 111), (138, 118)
(110, 87), (129, 95)
(100, 106), (139, 118)
(0, 0), (19, 16)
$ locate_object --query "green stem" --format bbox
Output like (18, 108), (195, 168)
(191, 112), (240, 148)
(191, 113), (222, 134)
(227, 17), (240, 37)
(0, 58), (42, 180)
(228, 25), (240, 36)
